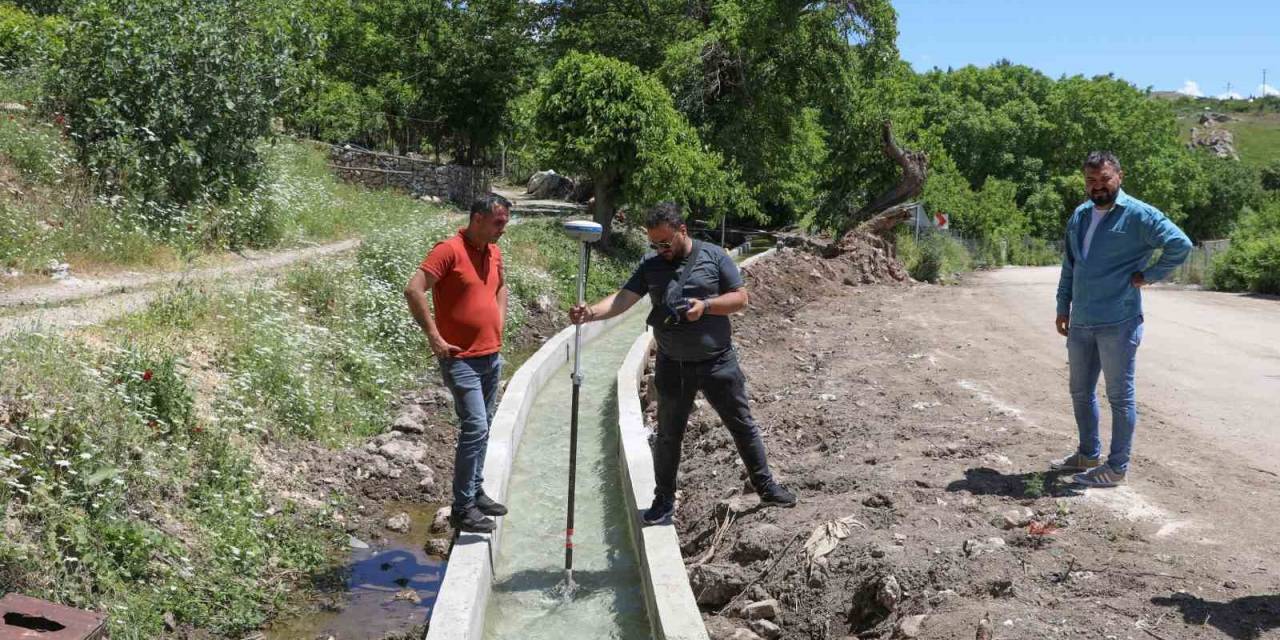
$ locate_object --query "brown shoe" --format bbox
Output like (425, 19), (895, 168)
(1050, 452), (1101, 472)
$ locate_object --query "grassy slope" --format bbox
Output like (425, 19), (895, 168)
(1223, 114), (1280, 167)
(0, 72), (465, 276)
(1175, 111), (1280, 167)
(1, 137), (644, 638)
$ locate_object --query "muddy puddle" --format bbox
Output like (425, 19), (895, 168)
(264, 502), (450, 640)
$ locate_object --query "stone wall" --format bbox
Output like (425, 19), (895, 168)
(328, 145), (490, 206)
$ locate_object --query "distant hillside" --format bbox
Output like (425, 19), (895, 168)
(1176, 111), (1280, 167)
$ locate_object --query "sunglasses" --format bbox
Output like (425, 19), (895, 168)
(648, 231), (685, 251)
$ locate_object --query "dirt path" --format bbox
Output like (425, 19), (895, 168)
(663, 253), (1280, 640)
(491, 185), (587, 217)
(948, 267), (1280, 476)
(0, 239), (359, 336)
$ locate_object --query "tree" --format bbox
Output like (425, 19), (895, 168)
(544, 0), (693, 71)
(288, 0), (536, 162)
(1043, 75), (1181, 177)
(535, 51), (750, 243)
(1180, 154), (1263, 241)
(658, 0), (900, 226)
(911, 62), (1054, 199)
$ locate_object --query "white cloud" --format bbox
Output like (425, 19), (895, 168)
(1259, 84), (1280, 97)
(1177, 80), (1204, 97)
(1217, 90), (1244, 100)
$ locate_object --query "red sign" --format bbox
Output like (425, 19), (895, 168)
(934, 211), (949, 229)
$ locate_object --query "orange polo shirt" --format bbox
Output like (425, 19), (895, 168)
(419, 230), (504, 358)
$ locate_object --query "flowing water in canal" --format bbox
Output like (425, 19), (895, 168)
(482, 312), (650, 639)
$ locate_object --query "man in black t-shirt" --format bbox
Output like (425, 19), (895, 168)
(570, 202), (796, 525)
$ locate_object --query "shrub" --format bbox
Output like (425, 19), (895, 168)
(1261, 160), (1280, 192)
(0, 2), (63, 70)
(897, 230), (973, 283)
(1211, 234), (1280, 294)
(1210, 198), (1280, 294)
(51, 0), (290, 206)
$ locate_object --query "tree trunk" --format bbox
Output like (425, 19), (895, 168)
(837, 120), (928, 244)
(592, 175), (618, 246)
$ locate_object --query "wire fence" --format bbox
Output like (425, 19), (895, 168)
(1170, 239), (1230, 286)
(916, 223), (1230, 284)
(913, 227), (1063, 268)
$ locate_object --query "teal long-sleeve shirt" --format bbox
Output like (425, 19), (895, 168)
(1056, 189), (1192, 327)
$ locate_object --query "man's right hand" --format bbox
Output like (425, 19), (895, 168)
(569, 303), (593, 325)
(428, 333), (463, 358)
(1055, 314), (1070, 337)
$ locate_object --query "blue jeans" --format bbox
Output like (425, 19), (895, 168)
(1067, 315), (1143, 473)
(439, 353), (502, 511)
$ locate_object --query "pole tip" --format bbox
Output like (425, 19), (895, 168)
(563, 220), (603, 243)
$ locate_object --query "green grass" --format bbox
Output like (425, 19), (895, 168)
(0, 333), (336, 639)
(0, 109), (72, 183)
(1223, 116), (1280, 167)
(1177, 112), (1280, 168)
(0, 125), (459, 272)
(2, 201), (648, 637)
(501, 218), (647, 308)
(1023, 472), (1046, 499)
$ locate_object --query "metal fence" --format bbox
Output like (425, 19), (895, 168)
(1170, 239), (1231, 286)
(915, 223), (1229, 281)
(914, 227), (1064, 268)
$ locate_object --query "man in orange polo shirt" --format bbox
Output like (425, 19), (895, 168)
(404, 194), (511, 533)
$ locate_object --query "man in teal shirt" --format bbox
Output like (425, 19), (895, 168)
(1051, 151), (1192, 487)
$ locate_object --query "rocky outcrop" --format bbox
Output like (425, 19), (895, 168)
(1189, 124), (1240, 160)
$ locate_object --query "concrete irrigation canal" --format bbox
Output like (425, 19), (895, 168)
(482, 311), (650, 639)
(428, 247), (771, 640)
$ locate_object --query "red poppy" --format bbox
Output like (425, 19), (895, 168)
(142, 369), (153, 382)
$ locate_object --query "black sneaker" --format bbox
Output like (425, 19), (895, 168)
(475, 491), (508, 517)
(642, 495), (675, 526)
(758, 483), (797, 508)
(448, 506), (497, 533)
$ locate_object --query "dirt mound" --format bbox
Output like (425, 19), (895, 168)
(647, 270), (1280, 640)
(743, 232), (910, 316)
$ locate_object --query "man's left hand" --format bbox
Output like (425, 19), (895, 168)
(1131, 272), (1147, 288)
(685, 298), (706, 322)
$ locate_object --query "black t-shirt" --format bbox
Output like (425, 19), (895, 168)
(622, 242), (744, 361)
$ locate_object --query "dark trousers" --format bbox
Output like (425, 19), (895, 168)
(652, 348), (775, 500)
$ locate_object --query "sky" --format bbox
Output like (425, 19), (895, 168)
(893, 0), (1280, 99)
